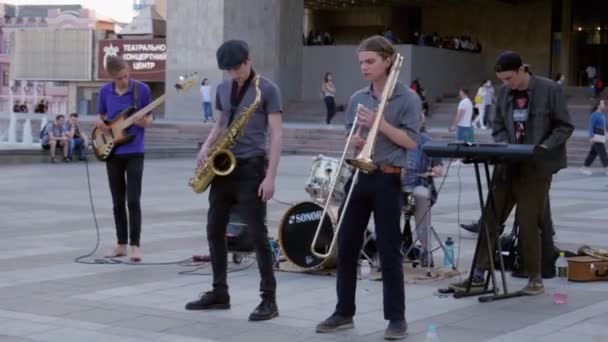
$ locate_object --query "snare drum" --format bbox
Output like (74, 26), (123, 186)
(305, 155), (353, 203)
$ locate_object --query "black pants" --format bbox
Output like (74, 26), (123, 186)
(324, 96), (336, 124)
(477, 170), (551, 276)
(207, 156), (276, 298)
(335, 172), (404, 320)
(106, 154), (144, 246)
(584, 142), (608, 167)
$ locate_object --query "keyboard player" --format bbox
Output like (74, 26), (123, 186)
(449, 51), (573, 295)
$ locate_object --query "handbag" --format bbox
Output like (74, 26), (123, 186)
(592, 126), (606, 143)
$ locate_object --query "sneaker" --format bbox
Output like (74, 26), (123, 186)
(316, 313), (354, 333)
(460, 221), (480, 234)
(248, 297), (278, 321)
(449, 275), (485, 291)
(63, 157), (71, 163)
(50, 157), (56, 163)
(580, 167), (592, 176)
(521, 276), (544, 295)
(384, 319), (408, 340)
(184, 291), (230, 310)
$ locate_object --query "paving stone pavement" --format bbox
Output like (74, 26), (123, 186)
(1, 156), (607, 342)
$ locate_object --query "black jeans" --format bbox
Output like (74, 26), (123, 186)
(324, 96), (336, 124)
(584, 142), (608, 167)
(207, 156), (276, 298)
(335, 172), (404, 320)
(106, 154), (144, 246)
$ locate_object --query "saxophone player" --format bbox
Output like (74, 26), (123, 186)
(316, 35), (421, 340)
(185, 40), (283, 321)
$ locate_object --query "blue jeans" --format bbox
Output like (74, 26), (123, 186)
(69, 137), (87, 160)
(456, 126), (474, 143)
(203, 102), (213, 121)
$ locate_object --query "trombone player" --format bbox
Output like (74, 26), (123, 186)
(316, 35), (421, 340)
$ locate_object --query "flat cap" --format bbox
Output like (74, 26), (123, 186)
(494, 50), (523, 72)
(216, 40), (249, 70)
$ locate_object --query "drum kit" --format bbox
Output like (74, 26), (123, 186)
(278, 155), (352, 270)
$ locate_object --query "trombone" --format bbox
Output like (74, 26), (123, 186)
(311, 53), (404, 259)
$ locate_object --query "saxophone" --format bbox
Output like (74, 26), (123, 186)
(188, 75), (261, 193)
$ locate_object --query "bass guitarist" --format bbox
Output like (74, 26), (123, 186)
(95, 55), (153, 262)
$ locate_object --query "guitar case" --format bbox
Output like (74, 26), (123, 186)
(567, 256), (608, 282)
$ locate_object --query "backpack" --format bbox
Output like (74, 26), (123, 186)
(39, 122), (52, 140)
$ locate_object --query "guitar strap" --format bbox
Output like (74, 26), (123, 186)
(132, 80), (139, 112)
(122, 80), (140, 117)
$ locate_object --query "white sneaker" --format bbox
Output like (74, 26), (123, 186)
(580, 167), (592, 176)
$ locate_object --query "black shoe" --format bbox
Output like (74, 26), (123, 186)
(248, 297), (278, 321)
(316, 313), (354, 333)
(384, 319), (408, 340)
(185, 291), (230, 310)
(448, 275), (485, 292)
(460, 222), (480, 234)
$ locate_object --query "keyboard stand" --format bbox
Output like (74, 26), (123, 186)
(451, 160), (525, 303)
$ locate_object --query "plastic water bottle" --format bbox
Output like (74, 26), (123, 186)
(360, 260), (371, 279)
(269, 239), (281, 268)
(553, 252), (568, 304)
(426, 324), (439, 341)
(443, 237), (455, 268)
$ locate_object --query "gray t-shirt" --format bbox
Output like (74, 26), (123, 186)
(215, 75), (283, 159)
(345, 82), (421, 168)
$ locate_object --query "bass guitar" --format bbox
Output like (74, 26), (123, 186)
(92, 73), (199, 161)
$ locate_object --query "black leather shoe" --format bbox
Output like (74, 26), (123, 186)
(248, 297), (278, 321)
(316, 313), (354, 333)
(185, 291), (230, 310)
(384, 319), (408, 340)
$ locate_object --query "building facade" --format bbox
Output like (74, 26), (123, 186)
(165, 0), (601, 120)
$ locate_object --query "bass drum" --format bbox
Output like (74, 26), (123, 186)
(278, 201), (337, 270)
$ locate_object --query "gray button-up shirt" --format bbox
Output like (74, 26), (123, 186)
(345, 82), (422, 168)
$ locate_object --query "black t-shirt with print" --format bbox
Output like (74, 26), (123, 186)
(512, 90), (529, 144)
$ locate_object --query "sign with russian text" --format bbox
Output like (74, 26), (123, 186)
(97, 39), (166, 81)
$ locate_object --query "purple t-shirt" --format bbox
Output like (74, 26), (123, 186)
(97, 79), (152, 155)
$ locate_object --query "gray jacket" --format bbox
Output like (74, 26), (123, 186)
(492, 75), (574, 178)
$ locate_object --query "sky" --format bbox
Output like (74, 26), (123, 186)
(4, 0), (137, 23)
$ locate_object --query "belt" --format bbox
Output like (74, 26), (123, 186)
(378, 165), (401, 174)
